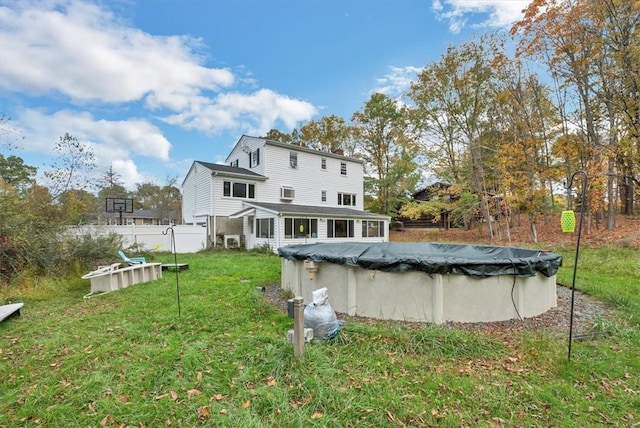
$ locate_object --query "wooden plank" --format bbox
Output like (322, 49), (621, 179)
(0, 303), (24, 322)
(162, 263), (189, 271)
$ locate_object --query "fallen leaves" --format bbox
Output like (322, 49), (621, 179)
(187, 388), (202, 398)
(197, 406), (210, 421)
(289, 394), (312, 409)
(100, 415), (115, 427)
(266, 376), (278, 386)
(488, 417), (505, 427)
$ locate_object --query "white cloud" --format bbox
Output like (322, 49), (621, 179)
(0, 0), (317, 132)
(374, 66), (423, 98)
(163, 89), (317, 136)
(110, 158), (146, 188)
(431, 0), (529, 34)
(14, 108), (170, 188)
(0, 0), (320, 188)
(0, 1), (234, 109)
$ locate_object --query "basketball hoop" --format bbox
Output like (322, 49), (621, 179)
(106, 198), (134, 225)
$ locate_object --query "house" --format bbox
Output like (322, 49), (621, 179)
(181, 135), (390, 250)
(102, 209), (180, 226)
(396, 180), (454, 229)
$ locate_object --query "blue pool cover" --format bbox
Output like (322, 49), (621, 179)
(278, 242), (562, 278)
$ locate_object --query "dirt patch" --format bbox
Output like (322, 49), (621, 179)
(390, 213), (640, 249)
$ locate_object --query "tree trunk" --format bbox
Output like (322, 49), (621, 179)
(529, 218), (538, 244)
(470, 144), (493, 239)
(607, 157), (616, 230)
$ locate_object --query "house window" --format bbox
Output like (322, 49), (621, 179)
(230, 159), (239, 167)
(321, 158), (327, 170)
(223, 181), (255, 199)
(362, 220), (385, 238)
(250, 149), (260, 168)
(284, 218), (318, 239)
(340, 162), (347, 175)
(327, 219), (354, 238)
(280, 186), (295, 200)
(338, 192), (356, 206)
(290, 152), (298, 168)
(256, 218), (274, 239)
(321, 190), (327, 202)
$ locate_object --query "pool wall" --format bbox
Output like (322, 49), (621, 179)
(281, 259), (557, 324)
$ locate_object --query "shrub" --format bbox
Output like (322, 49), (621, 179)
(63, 232), (123, 274)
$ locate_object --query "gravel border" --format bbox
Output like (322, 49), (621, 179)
(443, 284), (614, 338)
(261, 283), (614, 339)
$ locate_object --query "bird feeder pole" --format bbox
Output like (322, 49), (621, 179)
(565, 170), (588, 361)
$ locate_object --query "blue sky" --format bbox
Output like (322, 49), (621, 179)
(0, 0), (530, 190)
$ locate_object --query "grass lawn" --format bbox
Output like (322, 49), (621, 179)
(1, 247), (639, 427)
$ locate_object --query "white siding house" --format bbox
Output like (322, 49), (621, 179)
(181, 135), (390, 250)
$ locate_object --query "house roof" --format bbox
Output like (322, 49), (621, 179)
(103, 209), (179, 219)
(195, 161), (267, 180)
(230, 135), (364, 164)
(233, 201), (390, 220)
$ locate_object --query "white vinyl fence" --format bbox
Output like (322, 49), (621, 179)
(66, 225), (208, 253)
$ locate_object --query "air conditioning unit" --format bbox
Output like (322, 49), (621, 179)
(280, 186), (295, 200)
(224, 235), (240, 248)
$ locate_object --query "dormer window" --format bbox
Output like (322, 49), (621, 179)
(289, 152), (298, 168)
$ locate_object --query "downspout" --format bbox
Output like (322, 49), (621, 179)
(277, 213), (282, 250)
(212, 216), (217, 248)
(212, 172), (217, 248)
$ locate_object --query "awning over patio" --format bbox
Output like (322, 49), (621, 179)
(229, 208), (256, 219)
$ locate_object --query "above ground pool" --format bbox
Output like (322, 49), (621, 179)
(278, 242), (563, 324)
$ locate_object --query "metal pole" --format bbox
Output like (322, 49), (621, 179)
(163, 224), (181, 320)
(293, 296), (305, 358)
(566, 170), (588, 361)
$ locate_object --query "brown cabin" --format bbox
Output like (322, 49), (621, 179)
(395, 182), (454, 230)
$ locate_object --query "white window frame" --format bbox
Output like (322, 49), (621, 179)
(284, 218), (318, 239)
(327, 219), (354, 238)
(340, 162), (347, 175)
(223, 181), (255, 199)
(256, 218), (274, 239)
(250, 149), (260, 168)
(280, 186), (295, 200)
(338, 192), (356, 206)
(289, 152), (298, 168)
(362, 220), (385, 238)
